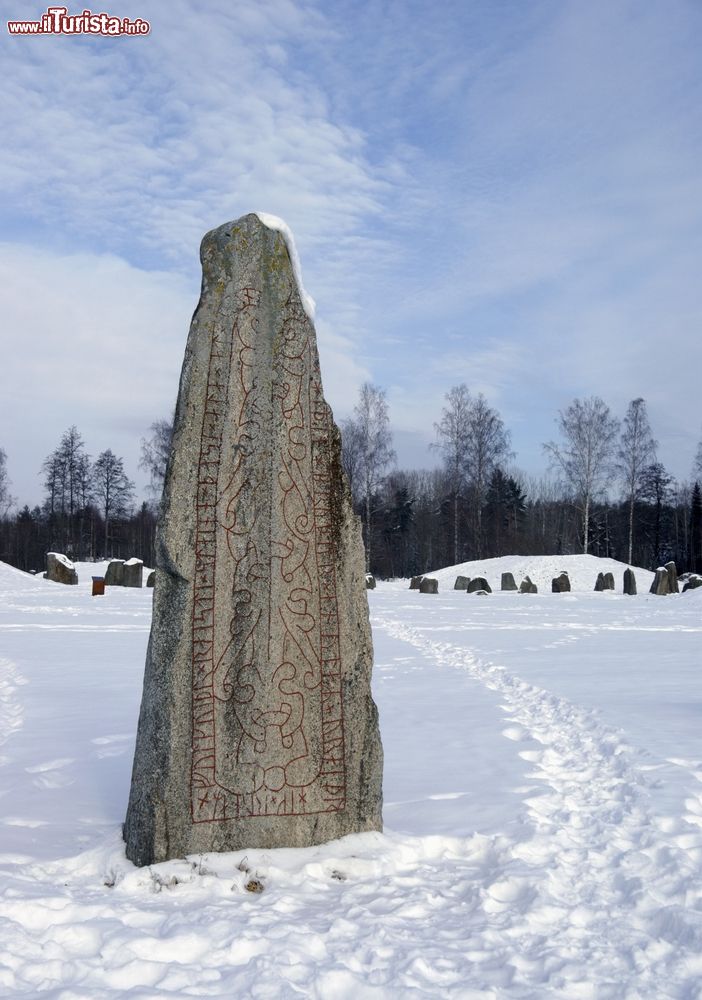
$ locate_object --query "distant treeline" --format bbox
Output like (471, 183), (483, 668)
(0, 390), (701, 577)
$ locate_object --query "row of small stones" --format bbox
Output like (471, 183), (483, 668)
(383, 563), (702, 595)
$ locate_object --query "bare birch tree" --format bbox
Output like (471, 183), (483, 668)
(93, 449), (135, 556)
(342, 383), (395, 572)
(0, 448), (15, 516)
(465, 393), (512, 559)
(543, 396), (619, 554)
(617, 398), (657, 564)
(433, 384), (471, 565)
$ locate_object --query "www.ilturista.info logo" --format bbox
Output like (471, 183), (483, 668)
(7, 6), (150, 35)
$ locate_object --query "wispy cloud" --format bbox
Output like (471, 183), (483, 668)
(1, 0), (701, 504)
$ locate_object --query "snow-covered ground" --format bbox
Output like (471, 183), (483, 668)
(1, 555), (701, 998)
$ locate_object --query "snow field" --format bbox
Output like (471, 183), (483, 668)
(0, 556), (701, 997)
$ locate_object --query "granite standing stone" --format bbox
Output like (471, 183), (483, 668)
(467, 577), (491, 594)
(682, 576), (702, 592)
(519, 576), (538, 594)
(665, 561), (679, 594)
(409, 576), (424, 590)
(552, 572), (571, 593)
(603, 572), (615, 591)
(146, 571), (156, 588)
(45, 552), (78, 585)
(650, 567), (671, 595)
(454, 575), (470, 591)
(124, 214), (383, 866)
(365, 575), (376, 590)
(419, 577), (438, 594)
(594, 572), (606, 592)
(123, 558), (143, 588)
(501, 572), (518, 591)
(105, 560), (125, 586)
(623, 568), (637, 595)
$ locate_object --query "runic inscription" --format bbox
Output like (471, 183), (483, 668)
(190, 285), (346, 823)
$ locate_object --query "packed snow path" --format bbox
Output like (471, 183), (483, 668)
(374, 596), (702, 999)
(1, 558), (701, 997)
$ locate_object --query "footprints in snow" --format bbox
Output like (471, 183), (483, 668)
(375, 615), (702, 995)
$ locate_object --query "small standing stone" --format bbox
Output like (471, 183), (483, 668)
(623, 568), (637, 595)
(454, 575), (470, 591)
(409, 576), (424, 590)
(467, 577), (491, 594)
(365, 575), (376, 590)
(552, 572), (571, 593)
(594, 572), (606, 592)
(45, 552), (78, 585)
(650, 567), (671, 595)
(123, 558), (143, 588)
(105, 560), (125, 586)
(664, 561), (679, 594)
(682, 576), (702, 592)
(419, 577), (439, 594)
(519, 576), (538, 594)
(501, 572), (518, 591)
(146, 571), (156, 588)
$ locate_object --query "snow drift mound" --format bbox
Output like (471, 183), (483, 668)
(420, 554), (655, 594)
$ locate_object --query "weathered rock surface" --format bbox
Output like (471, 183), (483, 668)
(454, 575), (470, 591)
(682, 575), (702, 592)
(594, 572), (606, 592)
(123, 558), (143, 588)
(365, 575), (376, 590)
(419, 577), (438, 594)
(105, 560), (125, 586)
(124, 214), (383, 866)
(409, 576), (424, 590)
(519, 576), (537, 594)
(623, 568), (637, 595)
(501, 572), (517, 591)
(665, 561), (679, 594)
(552, 572), (570, 593)
(467, 577), (491, 594)
(650, 567), (671, 595)
(45, 552), (78, 585)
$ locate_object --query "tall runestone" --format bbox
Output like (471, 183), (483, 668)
(124, 214), (383, 866)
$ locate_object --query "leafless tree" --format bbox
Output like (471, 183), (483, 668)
(433, 384), (471, 564)
(93, 449), (135, 556)
(694, 436), (702, 481)
(543, 396), (619, 554)
(617, 398), (657, 564)
(342, 383), (395, 572)
(0, 448), (15, 516)
(139, 417), (173, 502)
(465, 393), (512, 558)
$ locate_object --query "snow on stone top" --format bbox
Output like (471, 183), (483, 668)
(124, 558), (143, 566)
(254, 213), (316, 321)
(47, 552), (75, 569)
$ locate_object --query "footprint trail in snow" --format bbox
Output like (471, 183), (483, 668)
(374, 612), (702, 998)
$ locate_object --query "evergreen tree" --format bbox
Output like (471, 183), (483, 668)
(690, 482), (702, 574)
(638, 462), (675, 566)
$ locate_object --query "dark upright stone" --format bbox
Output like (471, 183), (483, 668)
(124, 214), (383, 866)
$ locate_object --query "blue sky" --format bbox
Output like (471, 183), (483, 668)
(1, 0), (701, 505)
